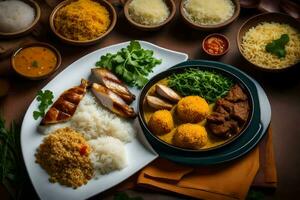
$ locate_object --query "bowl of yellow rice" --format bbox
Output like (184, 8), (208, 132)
(50, 0), (117, 45)
(237, 12), (300, 72)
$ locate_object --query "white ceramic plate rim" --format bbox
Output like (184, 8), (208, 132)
(20, 41), (188, 200)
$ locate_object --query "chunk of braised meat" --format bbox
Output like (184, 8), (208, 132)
(207, 120), (239, 138)
(216, 99), (234, 113)
(231, 101), (250, 124)
(207, 112), (228, 124)
(225, 84), (248, 102)
(215, 105), (229, 115)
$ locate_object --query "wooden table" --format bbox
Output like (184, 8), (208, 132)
(0, 1), (300, 199)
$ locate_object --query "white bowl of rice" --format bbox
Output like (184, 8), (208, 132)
(180, 0), (240, 31)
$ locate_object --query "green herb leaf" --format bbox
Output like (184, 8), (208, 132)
(265, 34), (290, 59)
(32, 90), (54, 120)
(31, 60), (39, 68)
(95, 41), (161, 88)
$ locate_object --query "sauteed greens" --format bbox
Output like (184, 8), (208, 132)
(168, 69), (233, 103)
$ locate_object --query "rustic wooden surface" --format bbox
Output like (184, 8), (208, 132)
(0, 0), (300, 199)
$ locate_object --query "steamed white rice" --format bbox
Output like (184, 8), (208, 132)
(89, 136), (127, 174)
(40, 92), (136, 143)
(39, 92), (136, 174)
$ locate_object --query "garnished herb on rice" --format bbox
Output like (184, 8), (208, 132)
(33, 90), (54, 120)
(96, 41), (162, 88)
(168, 69), (233, 103)
(265, 34), (290, 59)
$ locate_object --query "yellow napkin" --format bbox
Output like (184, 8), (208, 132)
(137, 148), (259, 200)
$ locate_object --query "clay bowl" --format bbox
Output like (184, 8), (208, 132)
(202, 33), (230, 57)
(237, 12), (300, 72)
(124, 0), (176, 31)
(11, 42), (61, 80)
(0, 0), (41, 38)
(49, 0), (117, 46)
(180, 0), (240, 31)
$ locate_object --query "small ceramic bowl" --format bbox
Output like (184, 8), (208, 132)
(49, 0), (117, 46)
(11, 42), (61, 80)
(202, 33), (230, 56)
(0, 0), (41, 38)
(237, 12), (300, 72)
(124, 0), (176, 31)
(180, 0), (240, 31)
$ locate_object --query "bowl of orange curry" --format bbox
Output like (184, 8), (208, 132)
(11, 42), (61, 80)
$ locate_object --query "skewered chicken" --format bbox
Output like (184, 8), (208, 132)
(155, 84), (181, 102)
(146, 95), (173, 110)
(91, 83), (136, 118)
(40, 79), (89, 125)
(91, 68), (135, 104)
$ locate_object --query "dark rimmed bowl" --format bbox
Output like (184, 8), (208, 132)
(138, 64), (254, 154)
(237, 12), (300, 72)
(11, 42), (61, 80)
(0, 0), (41, 38)
(124, 0), (176, 31)
(202, 33), (230, 56)
(180, 0), (240, 31)
(49, 0), (117, 46)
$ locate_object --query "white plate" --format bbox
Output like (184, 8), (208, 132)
(21, 41), (188, 200)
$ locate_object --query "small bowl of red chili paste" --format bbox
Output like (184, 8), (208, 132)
(202, 33), (230, 56)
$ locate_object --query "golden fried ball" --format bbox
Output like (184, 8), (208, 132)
(173, 124), (208, 149)
(177, 96), (209, 123)
(148, 110), (174, 135)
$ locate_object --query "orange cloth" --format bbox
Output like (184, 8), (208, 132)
(117, 127), (277, 200)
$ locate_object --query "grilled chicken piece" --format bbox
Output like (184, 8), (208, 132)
(91, 83), (136, 118)
(146, 95), (173, 110)
(155, 84), (181, 103)
(41, 79), (88, 125)
(91, 68), (135, 104)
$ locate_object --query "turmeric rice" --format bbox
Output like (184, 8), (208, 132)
(148, 110), (174, 135)
(54, 0), (110, 41)
(177, 96), (209, 123)
(173, 123), (208, 149)
(35, 127), (94, 188)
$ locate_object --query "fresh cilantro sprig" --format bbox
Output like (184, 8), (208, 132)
(33, 90), (54, 120)
(265, 34), (290, 59)
(96, 41), (162, 88)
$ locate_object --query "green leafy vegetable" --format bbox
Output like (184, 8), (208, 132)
(31, 60), (39, 68)
(33, 90), (54, 120)
(0, 116), (25, 200)
(168, 69), (233, 103)
(246, 189), (264, 200)
(114, 192), (143, 200)
(265, 34), (290, 59)
(96, 41), (162, 88)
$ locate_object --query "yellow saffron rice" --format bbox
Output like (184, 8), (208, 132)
(54, 0), (111, 41)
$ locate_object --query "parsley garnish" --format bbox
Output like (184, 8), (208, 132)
(31, 60), (39, 68)
(33, 90), (54, 120)
(96, 41), (162, 88)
